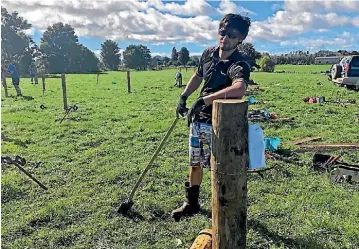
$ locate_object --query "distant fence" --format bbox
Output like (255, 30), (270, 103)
(274, 70), (328, 75)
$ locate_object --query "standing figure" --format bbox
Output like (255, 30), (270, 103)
(174, 72), (183, 87)
(8, 62), (22, 97)
(172, 13), (251, 221)
(29, 61), (38, 84)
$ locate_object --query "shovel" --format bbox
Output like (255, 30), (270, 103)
(118, 117), (179, 215)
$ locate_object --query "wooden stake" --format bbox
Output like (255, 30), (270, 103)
(41, 75), (46, 92)
(61, 73), (68, 110)
(211, 99), (249, 249)
(2, 77), (9, 97)
(97, 73), (99, 84)
(290, 136), (321, 145)
(127, 71), (131, 93)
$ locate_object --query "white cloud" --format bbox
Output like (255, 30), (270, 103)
(217, 0), (256, 16)
(24, 27), (35, 36)
(1, 0), (358, 51)
(353, 16), (359, 26)
(271, 3), (283, 12)
(283, 0), (359, 14)
(2, 0), (224, 43)
(279, 32), (359, 51)
(92, 49), (101, 58)
(248, 11), (359, 42)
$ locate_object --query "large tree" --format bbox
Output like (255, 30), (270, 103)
(40, 22), (98, 73)
(171, 47), (178, 62)
(100, 39), (121, 70)
(178, 47), (190, 66)
(69, 44), (99, 73)
(123, 44), (151, 70)
(237, 42), (262, 69)
(40, 22), (79, 73)
(1, 7), (33, 74)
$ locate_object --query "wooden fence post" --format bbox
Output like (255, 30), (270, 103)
(97, 73), (99, 84)
(41, 75), (46, 92)
(127, 71), (131, 93)
(61, 73), (68, 110)
(211, 99), (249, 249)
(2, 77), (9, 97)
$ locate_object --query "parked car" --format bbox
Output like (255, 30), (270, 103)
(329, 55), (359, 89)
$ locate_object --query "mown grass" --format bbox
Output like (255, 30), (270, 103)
(1, 65), (359, 249)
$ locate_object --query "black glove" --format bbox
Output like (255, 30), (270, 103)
(187, 97), (205, 126)
(176, 95), (188, 118)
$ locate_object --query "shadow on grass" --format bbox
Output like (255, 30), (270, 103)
(1, 133), (32, 148)
(121, 210), (146, 221)
(22, 95), (34, 101)
(248, 219), (326, 249)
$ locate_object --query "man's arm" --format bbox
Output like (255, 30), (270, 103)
(202, 61), (250, 105)
(181, 74), (203, 97)
(202, 80), (246, 105)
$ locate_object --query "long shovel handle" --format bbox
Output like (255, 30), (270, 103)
(13, 162), (48, 190)
(128, 118), (179, 201)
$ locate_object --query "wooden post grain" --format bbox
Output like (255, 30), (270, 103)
(127, 71), (131, 93)
(61, 73), (68, 110)
(211, 99), (249, 249)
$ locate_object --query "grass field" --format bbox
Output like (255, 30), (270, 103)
(1, 65), (359, 249)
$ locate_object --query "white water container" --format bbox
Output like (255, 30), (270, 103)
(248, 124), (266, 170)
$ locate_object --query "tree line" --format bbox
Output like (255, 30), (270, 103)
(2, 7), (357, 75)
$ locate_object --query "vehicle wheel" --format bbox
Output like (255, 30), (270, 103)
(331, 64), (342, 79)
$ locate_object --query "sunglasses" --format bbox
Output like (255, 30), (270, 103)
(218, 28), (241, 39)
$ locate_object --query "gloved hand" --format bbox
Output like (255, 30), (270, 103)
(176, 95), (188, 118)
(187, 97), (205, 126)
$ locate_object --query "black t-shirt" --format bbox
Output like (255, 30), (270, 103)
(195, 46), (251, 123)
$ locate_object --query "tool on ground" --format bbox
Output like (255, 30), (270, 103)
(312, 153), (359, 184)
(40, 82), (46, 109)
(118, 117), (179, 215)
(1, 156), (48, 190)
(58, 105), (79, 124)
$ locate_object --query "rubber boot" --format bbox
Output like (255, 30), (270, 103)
(171, 182), (200, 221)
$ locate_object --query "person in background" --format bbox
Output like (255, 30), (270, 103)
(29, 60), (38, 84)
(174, 71), (183, 87)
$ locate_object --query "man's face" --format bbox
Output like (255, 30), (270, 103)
(218, 27), (242, 51)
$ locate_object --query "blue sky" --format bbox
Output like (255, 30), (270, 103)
(3, 0), (359, 58)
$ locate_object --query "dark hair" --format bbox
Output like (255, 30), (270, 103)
(219, 13), (251, 39)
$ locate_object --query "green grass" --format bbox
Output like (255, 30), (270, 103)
(2, 66), (359, 249)
(275, 64), (331, 73)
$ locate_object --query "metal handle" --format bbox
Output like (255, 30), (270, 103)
(128, 118), (179, 200)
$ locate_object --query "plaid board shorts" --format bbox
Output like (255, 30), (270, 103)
(189, 122), (212, 168)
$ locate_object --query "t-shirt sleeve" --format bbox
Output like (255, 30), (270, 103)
(195, 48), (210, 78)
(227, 61), (251, 87)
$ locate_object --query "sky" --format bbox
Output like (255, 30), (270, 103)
(2, 0), (359, 58)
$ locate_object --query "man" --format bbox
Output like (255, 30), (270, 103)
(172, 13), (251, 221)
(29, 61), (38, 84)
(7, 62), (22, 96)
(174, 71), (182, 87)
